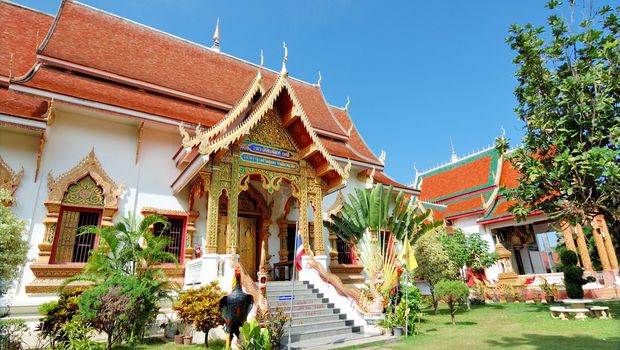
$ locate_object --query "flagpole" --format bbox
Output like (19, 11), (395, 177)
(405, 231), (409, 337)
(287, 220), (298, 350)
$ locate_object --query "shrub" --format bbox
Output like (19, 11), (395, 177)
(393, 285), (423, 335)
(266, 309), (289, 348)
(239, 320), (271, 350)
(434, 280), (469, 325)
(79, 274), (160, 350)
(0, 318), (29, 350)
(560, 250), (595, 299)
(36, 289), (84, 347)
(0, 189), (29, 298)
(173, 281), (225, 347)
(57, 315), (103, 350)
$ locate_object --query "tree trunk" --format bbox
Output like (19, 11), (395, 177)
(205, 328), (209, 348)
(449, 302), (456, 325)
(107, 332), (113, 350)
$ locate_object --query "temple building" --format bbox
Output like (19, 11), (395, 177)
(0, 0), (417, 314)
(416, 146), (620, 298)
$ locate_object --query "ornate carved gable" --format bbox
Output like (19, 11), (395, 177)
(0, 156), (24, 195)
(245, 109), (298, 151)
(47, 149), (123, 208)
(62, 175), (104, 207)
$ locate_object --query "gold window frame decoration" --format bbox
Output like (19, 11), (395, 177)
(27, 149), (123, 294)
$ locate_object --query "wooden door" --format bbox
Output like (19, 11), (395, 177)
(238, 216), (257, 278)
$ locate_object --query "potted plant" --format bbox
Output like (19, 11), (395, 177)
(540, 282), (556, 304)
(174, 322), (185, 345)
(182, 324), (193, 345)
(377, 308), (395, 335)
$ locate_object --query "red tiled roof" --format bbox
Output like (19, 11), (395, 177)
(37, 0), (347, 136)
(0, 2), (53, 79)
(0, 87), (50, 120)
(499, 159), (520, 189)
(358, 169), (415, 192)
(329, 106), (382, 165)
(21, 66), (225, 125)
(419, 152), (493, 202)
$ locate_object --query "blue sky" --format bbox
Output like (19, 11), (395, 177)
(16, 0), (617, 185)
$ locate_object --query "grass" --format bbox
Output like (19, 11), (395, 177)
(349, 301), (620, 350)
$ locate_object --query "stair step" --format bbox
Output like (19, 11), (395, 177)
(269, 298), (330, 309)
(286, 312), (346, 325)
(330, 265), (364, 274)
(271, 307), (341, 319)
(274, 302), (335, 313)
(266, 284), (313, 293)
(286, 319), (352, 334)
(267, 294), (322, 304)
(284, 325), (361, 343)
(266, 289), (317, 297)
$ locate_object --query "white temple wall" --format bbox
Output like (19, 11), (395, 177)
(0, 127), (41, 294)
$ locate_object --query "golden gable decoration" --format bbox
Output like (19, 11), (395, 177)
(47, 148), (124, 208)
(246, 109), (299, 151)
(0, 155), (24, 195)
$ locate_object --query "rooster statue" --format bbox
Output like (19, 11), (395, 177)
(220, 265), (254, 348)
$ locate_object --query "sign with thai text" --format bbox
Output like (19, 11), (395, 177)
(240, 141), (293, 159)
(240, 153), (300, 171)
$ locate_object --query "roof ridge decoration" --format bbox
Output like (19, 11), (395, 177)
(179, 67), (266, 148)
(419, 145), (496, 176)
(186, 50), (350, 181)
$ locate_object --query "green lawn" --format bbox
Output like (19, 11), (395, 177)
(115, 302), (620, 350)
(360, 301), (620, 350)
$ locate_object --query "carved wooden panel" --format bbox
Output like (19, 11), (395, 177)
(238, 216), (257, 278)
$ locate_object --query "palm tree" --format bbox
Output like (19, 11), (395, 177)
(62, 212), (177, 288)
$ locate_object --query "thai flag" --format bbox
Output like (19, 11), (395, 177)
(295, 231), (304, 271)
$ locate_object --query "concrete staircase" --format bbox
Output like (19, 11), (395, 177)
(329, 264), (365, 285)
(266, 281), (371, 349)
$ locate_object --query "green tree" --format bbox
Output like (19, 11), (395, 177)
(440, 230), (499, 273)
(0, 189), (29, 300)
(434, 280), (470, 325)
(413, 231), (459, 314)
(498, 2), (620, 242)
(560, 250), (596, 298)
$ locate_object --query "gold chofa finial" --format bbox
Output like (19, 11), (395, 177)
(316, 71), (322, 87)
(260, 49), (264, 68)
(344, 96), (350, 111)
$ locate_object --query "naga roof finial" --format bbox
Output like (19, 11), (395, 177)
(212, 18), (221, 52)
(316, 71), (322, 87)
(281, 42), (288, 74)
(379, 150), (386, 165)
(344, 96), (350, 111)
